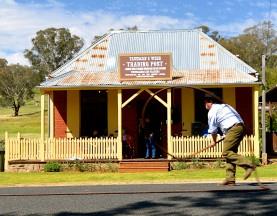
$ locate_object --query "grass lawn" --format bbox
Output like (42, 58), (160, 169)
(0, 92), (47, 140)
(0, 164), (276, 186)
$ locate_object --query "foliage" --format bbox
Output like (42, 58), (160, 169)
(219, 34), (265, 70)
(93, 26), (138, 42)
(218, 21), (277, 87)
(244, 21), (277, 56)
(62, 161), (118, 172)
(212, 159), (225, 169)
(171, 162), (189, 170)
(195, 25), (221, 41)
(0, 62), (37, 116)
(44, 161), (62, 172)
(266, 110), (277, 132)
(24, 27), (84, 80)
(266, 67), (277, 89)
(247, 156), (261, 167)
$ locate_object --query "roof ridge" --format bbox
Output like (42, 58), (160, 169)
(109, 29), (201, 34)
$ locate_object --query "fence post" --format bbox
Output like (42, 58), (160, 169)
(253, 135), (260, 158)
(4, 132), (9, 171)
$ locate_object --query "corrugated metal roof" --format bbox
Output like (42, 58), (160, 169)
(41, 68), (258, 88)
(42, 29), (258, 88)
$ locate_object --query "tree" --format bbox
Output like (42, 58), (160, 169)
(219, 34), (265, 70)
(24, 28), (84, 81)
(0, 63), (36, 116)
(0, 58), (8, 68)
(93, 26), (138, 42)
(195, 25), (222, 41)
(244, 21), (277, 55)
(219, 21), (277, 88)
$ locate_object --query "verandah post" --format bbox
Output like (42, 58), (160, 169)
(253, 86), (260, 158)
(167, 88), (172, 159)
(40, 92), (45, 161)
(117, 89), (122, 160)
(4, 131), (9, 171)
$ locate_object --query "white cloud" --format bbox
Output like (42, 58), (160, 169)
(5, 52), (30, 66)
(207, 19), (258, 36)
(0, 0), (274, 65)
(0, 1), (198, 65)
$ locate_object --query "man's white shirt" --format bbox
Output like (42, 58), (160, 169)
(208, 104), (243, 135)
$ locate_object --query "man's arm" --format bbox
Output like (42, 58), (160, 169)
(211, 133), (217, 147)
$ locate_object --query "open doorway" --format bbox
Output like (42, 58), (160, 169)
(193, 88), (222, 136)
(80, 90), (107, 137)
(122, 89), (182, 159)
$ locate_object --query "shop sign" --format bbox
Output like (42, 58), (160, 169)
(119, 53), (172, 81)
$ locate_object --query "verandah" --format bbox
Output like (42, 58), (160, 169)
(5, 132), (258, 165)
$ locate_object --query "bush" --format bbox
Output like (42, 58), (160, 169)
(44, 161), (62, 172)
(62, 161), (119, 172)
(171, 162), (189, 170)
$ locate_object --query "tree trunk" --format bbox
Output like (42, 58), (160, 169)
(13, 102), (20, 117)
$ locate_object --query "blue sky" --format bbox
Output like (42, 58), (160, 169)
(0, 0), (276, 65)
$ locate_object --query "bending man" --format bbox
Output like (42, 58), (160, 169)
(204, 96), (255, 185)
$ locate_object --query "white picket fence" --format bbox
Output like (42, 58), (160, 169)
(172, 135), (256, 158)
(5, 134), (118, 161)
(5, 133), (258, 162)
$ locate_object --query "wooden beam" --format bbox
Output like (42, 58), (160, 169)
(122, 89), (144, 108)
(145, 89), (167, 108)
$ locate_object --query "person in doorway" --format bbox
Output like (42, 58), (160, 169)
(143, 117), (156, 159)
(204, 96), (256, 185)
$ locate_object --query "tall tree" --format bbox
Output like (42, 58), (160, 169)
(219, 21), (277, 88)
(0, 62), (37, 116)
(195, 25), (221, 41)
(24, 28), (84, 81)
(219, 34), (265, 70)
(244, 21), (277, 55)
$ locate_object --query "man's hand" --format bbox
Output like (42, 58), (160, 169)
(210, 141), (217, 147)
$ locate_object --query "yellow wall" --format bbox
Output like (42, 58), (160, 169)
(67, 90), (80, 138)
(181, 88), (194, 136)
(223, 87), (236, 108)
(108, 89), (118, 136)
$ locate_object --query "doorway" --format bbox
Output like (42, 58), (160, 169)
(80, 90), (107, 137)
(122, 89), (170, 159)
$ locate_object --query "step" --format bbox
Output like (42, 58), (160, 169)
(119, 160), (170, 172)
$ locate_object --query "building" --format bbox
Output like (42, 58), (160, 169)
(5, 29), (261, 171)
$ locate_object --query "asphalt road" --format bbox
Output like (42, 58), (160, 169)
(0, 182), (276, 216)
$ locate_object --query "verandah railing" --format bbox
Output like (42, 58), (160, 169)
(5, 133), (118, 161)
(172, 135), (256, 158)
(5, 133), (258, 162)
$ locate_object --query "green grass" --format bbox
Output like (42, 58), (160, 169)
(0, 164), (276, 186)
(0, 92), (46, 140)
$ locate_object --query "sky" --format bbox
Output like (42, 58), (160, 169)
(0, 0), (276, 65)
